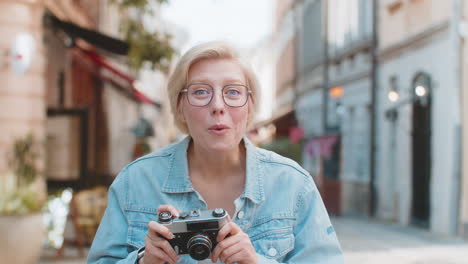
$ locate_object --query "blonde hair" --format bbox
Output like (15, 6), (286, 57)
(167, 41), (260, 134)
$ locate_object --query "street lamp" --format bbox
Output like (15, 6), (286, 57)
(413, 73), (430, 106)
(336, 101), (345, 117)
(386, 77), (399, 121)
(387, 76), (399, 103)
(388, 90), (400, 102)
(415, 85), (427, 97)
(384, 73), (431, 121)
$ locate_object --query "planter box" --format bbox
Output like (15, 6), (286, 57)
(0, 213), (45, 264)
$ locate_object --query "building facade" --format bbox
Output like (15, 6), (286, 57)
(376, 0), (462, 236)
(326, 0), (374, 216)
(0, 0), (175, 192)
(459, 0), (468, 240)
(270, 0), (467, 238)
(287, 0), (374, 216)
(272, 0), (298, 137)
(295, 0), (325, 138)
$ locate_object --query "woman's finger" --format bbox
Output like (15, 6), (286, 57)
(217, 221), (241, 242)
(224, 249), (247, 264)
(156, 238), (179, 263)
(148, 221), (174, 240)
(211, 235), (241, 262)
(144, 239), (177, 264)
(157, 204), (180, 217)
(146, 221), (179, 262)
(145, 235), (179, 262)
(214, 239), (243, 263)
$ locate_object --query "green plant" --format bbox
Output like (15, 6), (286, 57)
(260, 137), (304, 164)
(111, 0), (176, 72)
(0, 134), (46, 215)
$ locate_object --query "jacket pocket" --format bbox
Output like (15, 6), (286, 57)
(127, 225), (147, 249)
(252, 232), (294, 260)
(248, 213), (295, 260)
(248, 212), (295, 239)
(125, 209), (158, 249)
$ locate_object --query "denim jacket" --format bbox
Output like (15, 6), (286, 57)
(87, 136), (343, 263)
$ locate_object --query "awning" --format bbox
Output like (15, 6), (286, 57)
(75, 47), (161, 109)
(45, 13), (160, 108)
(45, 13), (129, 55)
(305, 135), (339, 158)
(252, 106), (297, 137)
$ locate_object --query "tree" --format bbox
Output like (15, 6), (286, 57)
(111, 0), (176, 72)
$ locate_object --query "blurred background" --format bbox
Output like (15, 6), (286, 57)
(1, 0), (468, 263)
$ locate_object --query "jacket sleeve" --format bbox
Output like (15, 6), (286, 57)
(257, 177), (344, 264)
(87, 168), (139, 264)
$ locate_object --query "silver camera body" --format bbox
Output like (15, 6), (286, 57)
(157, 208), (229, 261)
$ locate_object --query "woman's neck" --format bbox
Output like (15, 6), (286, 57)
(187, 139), (246, 182)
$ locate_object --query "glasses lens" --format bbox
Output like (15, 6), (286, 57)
(223, 85), (248, 107)
(185, 84), (249, 107)
(187, 84), (213, 106)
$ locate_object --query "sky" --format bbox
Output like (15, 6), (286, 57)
(160, 0), (274, 51)
(156, 0), (276, 121)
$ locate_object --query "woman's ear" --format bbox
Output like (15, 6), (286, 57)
(246, 97), (254, 127)
(248, 96), (255, 116)
(176, 97), (186, 123)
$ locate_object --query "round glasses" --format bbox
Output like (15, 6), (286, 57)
(181, 83), (251, 107)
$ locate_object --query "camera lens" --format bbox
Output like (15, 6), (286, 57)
(187, 234), (212, 260)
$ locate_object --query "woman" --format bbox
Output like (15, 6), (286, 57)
(88, 42), (343, 264)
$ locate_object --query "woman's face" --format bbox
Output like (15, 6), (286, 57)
(177, 58), (251, 153)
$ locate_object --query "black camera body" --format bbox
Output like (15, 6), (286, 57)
(157, 208), (229, 261)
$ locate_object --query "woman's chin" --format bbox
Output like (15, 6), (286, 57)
(192, 132), (242, 152)
(204, 137), (241, 152)
(207, 142), (236, 153)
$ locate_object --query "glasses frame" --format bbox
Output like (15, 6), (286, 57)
(180, 83), (252, 107)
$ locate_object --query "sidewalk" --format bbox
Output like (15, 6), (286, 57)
(39, 246), (88, 264)
(332, 216), (468, 264)
(39, 217), (468, 263)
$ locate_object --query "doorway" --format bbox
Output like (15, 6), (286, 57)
(411, 73), (432, 228)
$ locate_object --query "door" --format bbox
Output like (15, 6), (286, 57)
(411, 74), (431, 228)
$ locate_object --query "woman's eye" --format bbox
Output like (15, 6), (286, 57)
(225, 89), (241, 96)
(192, 89), (210, 96)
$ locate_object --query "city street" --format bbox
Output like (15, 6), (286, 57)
(3, 1), (468, 264)
(39, 217), (468, 263)
(333, 217), (468, 264)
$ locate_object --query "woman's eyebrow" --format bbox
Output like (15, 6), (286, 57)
(187, 80), (210, 84)
(188, 79), (245, 84)
(223, 78), (245, 83)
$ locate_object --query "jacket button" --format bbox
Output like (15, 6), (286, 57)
(237, 211), (245, 219)
(268, 247), (277, 257)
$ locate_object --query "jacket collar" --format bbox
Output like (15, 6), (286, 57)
(162, 136), (265, 204)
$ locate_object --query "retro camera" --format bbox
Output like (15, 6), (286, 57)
(157, 208), (229, 261)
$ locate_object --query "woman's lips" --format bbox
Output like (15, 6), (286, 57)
(208, 124), (230, 135)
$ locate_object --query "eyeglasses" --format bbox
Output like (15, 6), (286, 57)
(180, 83), (252, 107)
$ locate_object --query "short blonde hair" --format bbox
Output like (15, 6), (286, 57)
(167, 41), (260, 134)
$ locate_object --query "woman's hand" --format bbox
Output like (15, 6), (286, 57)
(211, 220), (257, 264)
(141, 205), (180, 264)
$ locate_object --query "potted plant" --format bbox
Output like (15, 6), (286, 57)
(0, 134), (47, 264)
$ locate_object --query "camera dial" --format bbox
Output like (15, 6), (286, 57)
(190, 209), (200, 217)
(179, 211), (190, 219)
(158, 211), (172, 223)
(212, 208), (226, 217)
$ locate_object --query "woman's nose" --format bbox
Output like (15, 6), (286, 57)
(210, 92), (225, 114)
